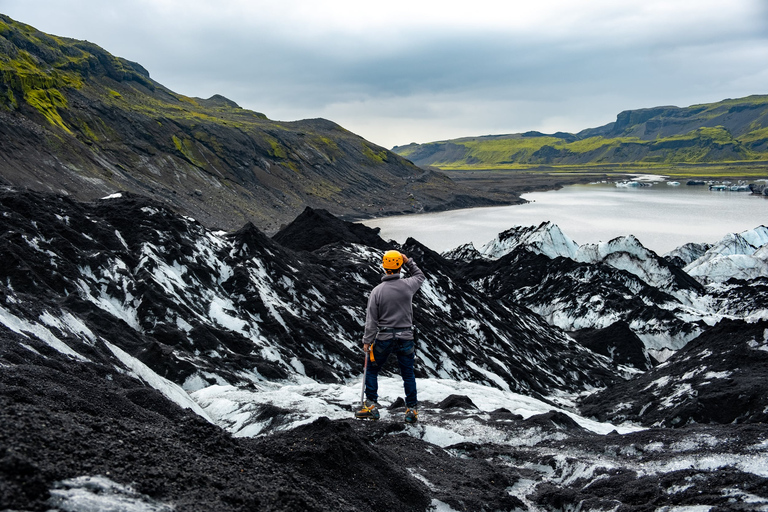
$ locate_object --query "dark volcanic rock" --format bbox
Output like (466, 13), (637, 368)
(580, 318), (768, 427)
(2, 187), (768, 510)
(272, 207), (390, 252)
(0, 336), (349, 512)
(524, 410), (585, 431)
(571, 320), (654, 370)
(254, 418), (430, 512)
(375, 433), (526, 512)
(436, 394), (479, 410)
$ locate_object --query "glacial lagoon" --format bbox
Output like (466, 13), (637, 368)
(362, 181), (768, 254)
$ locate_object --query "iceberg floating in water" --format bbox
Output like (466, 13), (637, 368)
(616, 181), (652, 188)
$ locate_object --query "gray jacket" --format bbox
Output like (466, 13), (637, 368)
(362, 259), (425, 344)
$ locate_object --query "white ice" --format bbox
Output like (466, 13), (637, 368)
(0, 305), (86, 361)
(191, 377), (644, 443)
(105, 341), (213, 423)
(47, 475), (173, 512)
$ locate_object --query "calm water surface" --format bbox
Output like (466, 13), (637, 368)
(362, 183), (768, 254)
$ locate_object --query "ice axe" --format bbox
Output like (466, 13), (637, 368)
(360, 341), (375, 407)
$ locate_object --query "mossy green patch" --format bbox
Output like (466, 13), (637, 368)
(741, 126), (768, 142)
(282, 161), (300, 173)
(566, 136), (637, 153)
(25, 88), (70, 132)
(663, 126), (735, 144)
(177, 95), (199, 106)
(192, 130), (225, 155)
(305, 180), (342, 199)
(268, 138), (287, 159)
(362, 143), (388, 164)
(172, 135), (207, 168)
(394, 146), (417, 158)
(78, 121), (98, 141)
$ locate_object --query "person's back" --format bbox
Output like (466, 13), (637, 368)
(356, 250), (425, 422)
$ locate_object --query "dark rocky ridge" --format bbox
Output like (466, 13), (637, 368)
(0, 187), (619, 396)
(0, 14), (520, 234)
(454, 245), (704, 358)
(580, 318), (768, 427)
(273, 207), (390, 252)
(570, 320), (655, 370)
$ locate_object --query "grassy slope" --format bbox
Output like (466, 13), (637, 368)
(0, 14), (515, 231)
(394, 96), (768, 174)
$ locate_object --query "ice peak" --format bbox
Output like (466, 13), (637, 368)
(480, 221), (579, 260)
(684, 226), (768, 283)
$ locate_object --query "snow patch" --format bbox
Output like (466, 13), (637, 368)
(48, 475), (173, 512)
(105, 341), (213, 423)
(209, 297), (248, 332)
(39, 310), (97, 345)
(0, 305), (86, 361)
(428, 499), (462, 512)
(702, 371), (731, 380)
(191, 377), (643, 441)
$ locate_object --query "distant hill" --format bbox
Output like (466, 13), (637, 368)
(0, 14), (515, 232)
(393, 96), (768, 168)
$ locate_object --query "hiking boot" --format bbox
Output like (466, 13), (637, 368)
(355, 400), (380, 420)
(404, 408), (418, 424)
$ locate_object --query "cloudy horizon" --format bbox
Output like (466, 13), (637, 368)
(1, 0), (767, 149)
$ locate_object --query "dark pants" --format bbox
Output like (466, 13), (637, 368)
(365, 337), (417, 408)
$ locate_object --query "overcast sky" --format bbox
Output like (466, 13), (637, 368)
(2, 0), (767, 148)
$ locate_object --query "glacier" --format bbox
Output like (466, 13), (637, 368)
(1, 189), (768, 511)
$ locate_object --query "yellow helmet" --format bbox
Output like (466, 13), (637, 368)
(382, 250), (403, 270)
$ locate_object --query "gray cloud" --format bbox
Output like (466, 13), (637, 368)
(1, 0), (766, 147)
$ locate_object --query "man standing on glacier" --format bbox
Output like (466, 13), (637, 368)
(356, 250), (425, 423)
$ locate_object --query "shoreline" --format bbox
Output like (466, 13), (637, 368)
(336, 166), (767, 229)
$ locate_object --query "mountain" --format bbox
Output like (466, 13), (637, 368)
(2, 188), (768, 510)
(393, 95), (768, 167)
(0, 14), (518, 233)
(448, 222), (768, 365)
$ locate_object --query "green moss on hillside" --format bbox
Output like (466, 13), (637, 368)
(25, 88), (70, 132)
(397, 96), (768, 169)
(362, 143), (389, 164)
(268, 138), (288, 159)
(172, 135), (207, 168)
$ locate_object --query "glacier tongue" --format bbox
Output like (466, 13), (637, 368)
(2, 189), (768, 512)
(458, 221), (768, 359)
